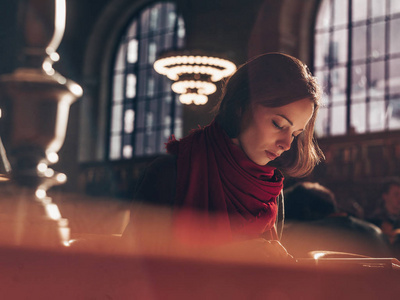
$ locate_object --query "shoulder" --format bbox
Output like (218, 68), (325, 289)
(134, 154), (177, 206)
(144, 155), (177, 180)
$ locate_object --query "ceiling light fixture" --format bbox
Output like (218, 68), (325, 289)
(154, 54), (236, 105)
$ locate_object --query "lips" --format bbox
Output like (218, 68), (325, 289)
(265, 150), (279, 160)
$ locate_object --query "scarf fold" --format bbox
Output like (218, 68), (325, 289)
(167, 120), (283, 244)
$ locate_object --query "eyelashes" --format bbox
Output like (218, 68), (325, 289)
(272, 120), (283, 130)
(273, 120), (301, 139)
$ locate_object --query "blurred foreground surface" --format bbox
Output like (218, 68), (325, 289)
(1, 197), (400, 300)
(0, 243), (399, 300)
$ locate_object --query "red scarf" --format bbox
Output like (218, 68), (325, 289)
(166, 120), (284, 244)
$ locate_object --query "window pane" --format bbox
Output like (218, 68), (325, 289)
(333, 0), (349, 27)
(371, 21), (386, 59)
(389, 57), (400, 95)
(315, 32), (330, 68)
(371, 0), (386, 18)
(167, 9), (176, 29)
(391, 0), (400, 15)
(114, 44), (126, 71)
(352, 64), (366, 99)
(315, 106), (329, 137)
(389, 98), (400, 130)
(123, 145), (133, 159)
(370, 60), (385, 97)
(136, 100), (146, 129)
(369, 100), (386, 132)
(140, 8), (150, 35)
(139, 38), (149, 67)
(331, 67), (347, 103)
(333, 29), (348, 64)
(315, 70), (328, 93)
(113, 74), (124, 102)
(350, 101), (366, 133)
(127, 21), (137, 38)
(111, 104), (123, 133)
(352, 0), (367, 22)
(109, 135), (121, 160)
(145, 131), (156, 155)
(138, 69), (147, 97)
(331, 105), (346, 135)
(316, 0), (331, 30)
(174, 118), (183, 139)
(126, 74), (137, 98)
(124, 109), (135, 134)
(177, 17), (185, 47)
(148, 41), (157, 64)
(127, 39), (138, 63)
(352, 25), (367, 61)
(149, 4), (161, 32)
(135, 132), (144, 156)
(390, 18), (400, 55)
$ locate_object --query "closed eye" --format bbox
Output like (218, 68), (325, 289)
(272, 120), (283, 130)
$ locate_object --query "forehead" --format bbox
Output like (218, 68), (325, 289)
(254, 98), (314, 125)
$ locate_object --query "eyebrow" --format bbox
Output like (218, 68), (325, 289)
(276, 114), (293, 126)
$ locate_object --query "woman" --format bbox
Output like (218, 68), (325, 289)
(124, 53), (324, 254)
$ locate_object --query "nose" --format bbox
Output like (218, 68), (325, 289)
(277, 134), (293, 151)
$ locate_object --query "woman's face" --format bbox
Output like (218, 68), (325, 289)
(232, 98), (314, 166)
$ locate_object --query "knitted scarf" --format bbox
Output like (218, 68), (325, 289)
(166, 120), (284, 244)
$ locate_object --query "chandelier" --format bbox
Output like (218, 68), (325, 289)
(154, 54), (236, 105)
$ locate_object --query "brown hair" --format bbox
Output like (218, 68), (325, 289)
(215, 52), (324, 177)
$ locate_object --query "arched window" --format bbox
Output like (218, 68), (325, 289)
(314, 0), (400, 137)
(109, 2), (185, 160)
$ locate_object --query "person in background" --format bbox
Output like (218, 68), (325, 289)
(281, 182), (391, 258)
(367, 177), (400, 243)
(124, 53), (324, 259)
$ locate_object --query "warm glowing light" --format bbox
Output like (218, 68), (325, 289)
(46, 0), (66, 56)
(42, 61), (53, 72)
(313, 252), (326, 260)
(44, 168), (55, 178)
(46, 152), (59, 164)
(50, 52), (60, 62)
(154, 55), (236, 81)
(37, 162), (48, 173)
(56, 173), (67, 183)
(154, 54), (236, 105)
(35, 189), (47, 199)
(171, 80), (216, 95)
(69, 82), (83, 97)
(45, 203), (62, 220)
(179, 94), (208, 105)
(0, 108), (2, 118)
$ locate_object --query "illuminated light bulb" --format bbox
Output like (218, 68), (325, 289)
(50, 52), (60, 62)
(35, 189), (47, 199)
(37, 162), (48, 173)
(56, 173), (67, 183)
(179, 94), (208, 105)
(45, 68), (55, 76)
(43, 61), (53, 72)
(57, 76), (67, 85)
(47, 152), (59, 164)
(44, 168), (55, 178)
(45, 203), (62, 220)
(69, 83), (83, 97)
